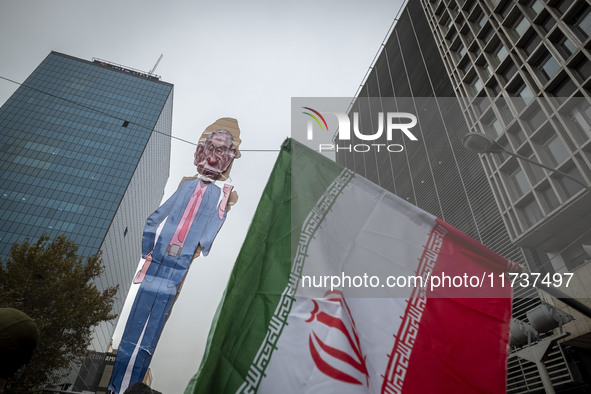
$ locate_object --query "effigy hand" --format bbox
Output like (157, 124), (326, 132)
(133, 252), (153, 284)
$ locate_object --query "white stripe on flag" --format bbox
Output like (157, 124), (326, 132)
(254, 174), (436, 393)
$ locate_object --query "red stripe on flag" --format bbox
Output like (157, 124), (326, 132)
(382, 219), (512, 393)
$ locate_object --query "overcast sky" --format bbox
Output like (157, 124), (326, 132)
(0, 1), (404, 392)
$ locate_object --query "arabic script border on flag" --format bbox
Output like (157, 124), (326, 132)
(382, 223), (448, 394)
(237, 168), (355, 393)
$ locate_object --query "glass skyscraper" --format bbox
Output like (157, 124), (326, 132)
(0, 51), (173, 389)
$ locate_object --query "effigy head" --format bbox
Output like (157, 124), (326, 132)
(194, 117), (241, 181)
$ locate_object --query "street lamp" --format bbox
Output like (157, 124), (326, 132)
(462, 132), (591, 320)
(462, 132), (591, 191)
(461, 132), (504, 154)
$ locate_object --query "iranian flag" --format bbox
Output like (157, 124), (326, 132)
(185, 139), (514, 394)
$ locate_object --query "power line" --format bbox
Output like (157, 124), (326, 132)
(0, 75), (279, 152)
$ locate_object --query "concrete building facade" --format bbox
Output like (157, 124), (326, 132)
(336, 0), (591, 391)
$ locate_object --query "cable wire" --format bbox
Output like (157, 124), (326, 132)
(0, 75), (279, 152)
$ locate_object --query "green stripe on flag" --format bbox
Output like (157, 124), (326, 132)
(185, 138), (348, 393)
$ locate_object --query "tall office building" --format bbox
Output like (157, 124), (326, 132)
(0, 51), (173, 389)
(336, 0), (591, 392)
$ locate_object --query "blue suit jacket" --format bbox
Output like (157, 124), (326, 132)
(141, 178), (226, 286)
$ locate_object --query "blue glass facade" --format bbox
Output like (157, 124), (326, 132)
(0, 52), (172, 258)
(0, 51), (173, 388)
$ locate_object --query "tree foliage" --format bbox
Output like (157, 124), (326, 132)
(0, 235), (118, 393)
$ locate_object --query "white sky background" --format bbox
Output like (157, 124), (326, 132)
(0, 1), (403, 392)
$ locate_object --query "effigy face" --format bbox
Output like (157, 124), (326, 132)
(194, 130), (236, 181)
(193, 117), (242, 182)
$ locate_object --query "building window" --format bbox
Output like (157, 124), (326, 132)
(525, 149), (545, 183)
(449, 2), (459, 17)
(460, 58), (473, 75)
(567, 101), (591, 140)
(519, 198), (543, 226)
(523, 103), (546, 131)
(541, 134), (570, 166)
(549, 76), (576, 97)
(550, 31), (577, 60)
(571, 4), (591, 39)
(541, 55), (561, 80)
(539, 13), (557, 33)
(476, 12), (487, 30)
(518, 83), (534, 103)
(481, 26), (495, 43)
(461, 23), (475, 45)
(512, 16), (531, 38)
(555, 0), (575, 14)
(572, 56), (591, 81)
(556, 164), (586, 197)
(458, 45), (467, 59)
(511, 166), (530, 197)
(493, 137), (512, 163)
(534, 51), (561, 83)
(508, 124), (527, 145)
(487, 0), (501, 10)
(495, 97), (514, 125)
(578, 11), (591, 37)
(484, 63), (494, 80)
(497, 1), (514, 18)
(562, 242), (591, 271)
(490, 79), (502, 95)
(477, 57), (492, 80)
(499, 62), (518, 83)
(468, 73), (484, 95)
(527, 0), (544, 16)
(476, 97), (492, 114)
(463, 0), (476, 13)
(482, 111), (503, 137)
(492, 41), (509, 65)
(445, 16), (453, 32)
(510, 80), (534, 111)
(521, 32), (542, 57)
(538, 183), (560, 212)
(448, 27), (458, 41)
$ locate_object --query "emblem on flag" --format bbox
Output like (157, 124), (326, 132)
(306, 290), (369, 386)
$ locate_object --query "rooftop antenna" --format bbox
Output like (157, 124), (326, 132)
(149, 54), (164, 75)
